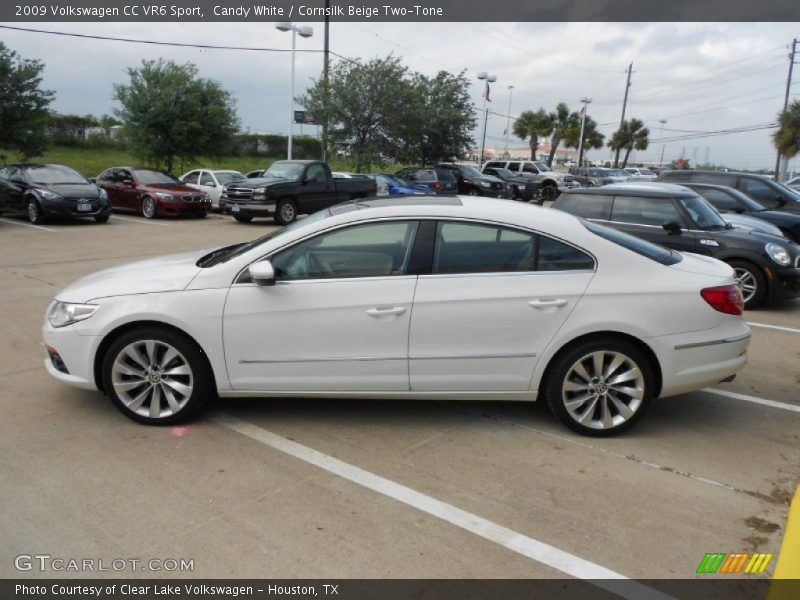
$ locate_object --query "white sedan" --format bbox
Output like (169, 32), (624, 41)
(42, 197), (750, 436)
(180, 169), (247, 209)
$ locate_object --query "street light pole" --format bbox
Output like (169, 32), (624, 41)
(477, 72), (496, 168)
(504, 85), (513, 158)
(276, 22), (314, 160)
(576, 97), (592, 167)
(658, 119), (667, 166)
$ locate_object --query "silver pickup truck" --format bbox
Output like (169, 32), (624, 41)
(484, 160), (580, 203)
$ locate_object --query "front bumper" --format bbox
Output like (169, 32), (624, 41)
(219, 199), (277, 218)
(40, 199), (112, 218)
(42, 321), (100, 391)
(769, 266), (800, 300)
(158, 200), (211, 216)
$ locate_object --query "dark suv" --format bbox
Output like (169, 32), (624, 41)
(658, 169), (800, 213)
(395, 167), (458, 195)
(437, 163), (505, 197)
(0, 163), (111, 224)
(553, 183), (800, 308)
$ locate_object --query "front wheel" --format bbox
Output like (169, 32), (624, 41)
(541, 185), (558, 202)
(102, 327), (214, 425)
(234, 215), (253, 223)
(274, 199), (298, 225)
(141, 196), (157, 219)
(466, 188), (480, 196)
(94, 214), (110, 223)
(545, 339), (654, 436)
(27, 198), (44, 224)
(728, 260), (766, 309)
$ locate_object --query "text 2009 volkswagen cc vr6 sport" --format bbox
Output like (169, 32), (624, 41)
(43, 197), (750, 436)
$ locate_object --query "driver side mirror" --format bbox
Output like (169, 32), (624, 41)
(662, 221), (683, 235)
(775, 195), (787, 208)
(249, 260), (276, 286)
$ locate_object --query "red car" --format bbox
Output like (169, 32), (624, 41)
(95, 167), (211, 219)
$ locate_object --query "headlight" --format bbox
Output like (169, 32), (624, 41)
(480, 181), (491, 188)
(97, 188), (108, 201)
(765, 243), (791, 266)
(253, 187), (268, 200)
(155, 192), (174, 201)
(39, 190), (62, 201)
(48, 301), (98, 328)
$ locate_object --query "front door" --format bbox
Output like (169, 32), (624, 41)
(409, 221), (595, 392)
(224, 220), (421, 391)
(608, 195), (698, 253)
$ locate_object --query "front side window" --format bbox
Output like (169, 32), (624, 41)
(433, 221), (593, 275)
(199, 172), (215, 186)
(611, 195), (685, 227)
(272, 221), (419, 280)
(182, 171), (200, 184)
(678, 196), (727, 230)
(305, 163), (325, 182)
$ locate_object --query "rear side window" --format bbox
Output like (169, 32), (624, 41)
(737, 177), (778, 207)
(414, 169), (436, 182)
(583, 220), (681, 265)
(693, 172), (735, 186)
(660, 170), (691, 182)
(432, 221), (593, 274)
(555, 193), (612, 220)
(611, 195), (685, 227)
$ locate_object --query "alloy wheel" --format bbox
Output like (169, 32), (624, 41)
(561, 350), (645, 430)
(110, 339), (194, 419)
(279, 201), (296, 223)
(733, 267), (757, 305)
(27, 200), (40, 223)
(142, 197), (156, 219)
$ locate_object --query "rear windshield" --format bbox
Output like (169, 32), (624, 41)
(582, 220), (682, 266)
(436, 169), (457, 182)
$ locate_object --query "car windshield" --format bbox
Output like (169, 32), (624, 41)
(133, 170), (181, 185)
(215, 172), (246, 185)
(583, 220), (681, 265)
(27, 165), (88, 185)
(264, 162), (306, 181)
(197, 210), (333, 267)
(533, 162), (551, 172)
(458, 165), (483, 177)
(490, 168), (515, 179)
(679, 196), (728, 230)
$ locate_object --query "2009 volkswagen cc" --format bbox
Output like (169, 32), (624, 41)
(43, 197), (750, 436)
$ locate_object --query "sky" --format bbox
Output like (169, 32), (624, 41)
(1, 21), (798, 170)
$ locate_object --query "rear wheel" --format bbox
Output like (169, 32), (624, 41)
(728, 260), (766, 309)
(274, 199), (297, 225)
(234, 215), (253, 223)
(541, 184), (558, 202)
(102, 327), (214, 425)
(545, 338), (654, 436)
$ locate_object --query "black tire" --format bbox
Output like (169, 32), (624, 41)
(541, 184), (558, 202)
(466, 188), (480, 196)
(728, 260), (766, 309)
(94, 214), (110, 223)
(27, 197), (45, 224)
(101, 326), (214, 425)
(234, 215), (253, 223)
(274, 198), (298, 225)
(197, 212), (208, 218)
(544, 338), (655, 437)
(141, 196), (157, 219)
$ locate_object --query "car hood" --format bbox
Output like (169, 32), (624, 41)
(227, 176), (293, 189)
(144, 183), (199, 194)
(36, 183), (100, 199)
(55, 249), (208, 303)
(723, 214), (785, 238)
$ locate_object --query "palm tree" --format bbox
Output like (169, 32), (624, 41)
(564, 115), (605, 166)
(608, 118), (649, 168)
(513, 108), (553, 160)
(546, 103), (581, 167)
(774, 100), (800, 161)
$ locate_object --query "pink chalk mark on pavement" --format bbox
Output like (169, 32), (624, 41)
(171, 426), (189, 437)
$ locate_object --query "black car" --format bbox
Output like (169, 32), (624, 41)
(481, 166), (540, 201)
(437, 163), (506, 197)
(683, 183), (800, 243)
(658, 169), (800, 213)
(0, 164), (111, 224)
(553, 183), (800, 308)
(395, 167), (458, 195)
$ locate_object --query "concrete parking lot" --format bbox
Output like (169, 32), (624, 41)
(1, 210), (798, 582)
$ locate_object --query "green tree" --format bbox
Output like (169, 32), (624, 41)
(774, 100), (800, 161)
(0, 42), (54, 161)
(513, 108), (553, 161)
(608, 118), (649, 168)
(114, 59), (239, 172)
(545, 103), (580, 167)
(563, 115), (605, 166)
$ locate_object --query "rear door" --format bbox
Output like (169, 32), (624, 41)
(409, 220), (595, 392)
(609, 195), (698, 253)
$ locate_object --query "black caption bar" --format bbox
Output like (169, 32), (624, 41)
(3, 579), (791, 600)
(2, 0), (800, 22)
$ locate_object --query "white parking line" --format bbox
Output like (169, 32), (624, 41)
(703, 388), (800, 414)
(111, 215), (170, 226)
(211, 412), (673, 599)
(747, 321), (800, 334)
(0, 218), (55, 232)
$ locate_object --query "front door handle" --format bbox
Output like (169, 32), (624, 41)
(529, 298), (568, 309)
(366, 306), (407, 317)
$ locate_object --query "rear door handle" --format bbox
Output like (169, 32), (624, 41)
(366, 306), (407, 317)
(529, 298), (568, 308)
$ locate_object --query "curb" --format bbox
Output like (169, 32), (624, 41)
(772, 484), (800, 581)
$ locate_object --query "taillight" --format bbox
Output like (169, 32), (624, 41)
(433, 181), (442, 190)
(700, 285), (744, 315)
